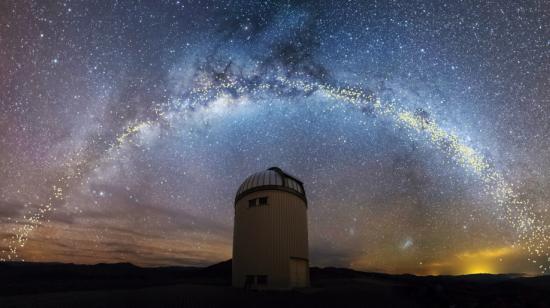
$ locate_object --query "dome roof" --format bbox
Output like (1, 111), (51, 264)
(235, 167), (306, 203)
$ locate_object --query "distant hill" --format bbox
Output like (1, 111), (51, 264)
(310, 266), (525, 282)
(1, 260), (549, 307)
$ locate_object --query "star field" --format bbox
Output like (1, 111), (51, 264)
(0, 0), (549, 275)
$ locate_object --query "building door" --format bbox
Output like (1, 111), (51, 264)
(289, 258), (308, 287)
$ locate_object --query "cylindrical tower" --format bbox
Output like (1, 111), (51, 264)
(232, 167), (309, 289)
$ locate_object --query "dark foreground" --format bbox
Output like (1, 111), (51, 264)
(1, 260), (549, 308)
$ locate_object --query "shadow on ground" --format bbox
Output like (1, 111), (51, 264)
(1, 260), (549, 307)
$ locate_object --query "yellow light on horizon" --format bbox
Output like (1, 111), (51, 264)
(463, 263), (496, 275)
(457, 246), (517, 275)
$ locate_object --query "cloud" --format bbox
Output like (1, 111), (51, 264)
(76, 182), (230, 234)
(456, 246), (517, 260)
(0, 200), (23, 218)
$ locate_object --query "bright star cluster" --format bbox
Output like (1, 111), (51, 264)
(0, 0), (549, 275)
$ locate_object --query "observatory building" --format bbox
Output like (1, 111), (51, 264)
(232, 167), (309, 289)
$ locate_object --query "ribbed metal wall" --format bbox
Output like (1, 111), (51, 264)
(232, 189), (309, 289)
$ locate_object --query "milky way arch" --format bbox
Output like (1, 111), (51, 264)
(4, 69), (548, 273)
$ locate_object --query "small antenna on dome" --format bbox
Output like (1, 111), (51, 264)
(268, 166), (282, 172)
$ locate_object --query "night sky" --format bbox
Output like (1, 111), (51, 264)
(1, 0), (549, 275)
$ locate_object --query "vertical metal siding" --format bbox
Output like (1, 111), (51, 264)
(232, 190), (309, 289)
